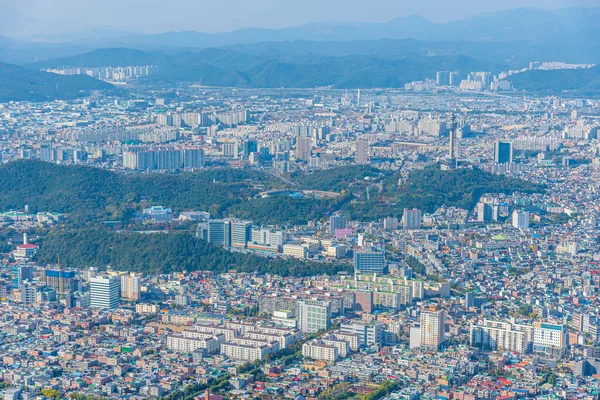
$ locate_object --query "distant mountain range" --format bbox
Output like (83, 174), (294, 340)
(0, 62), (117, 102)
(76, 8), (600, 50)
(27, 47), (500, 89)
(1, 7), (600, 65)
(1, 7), (600, 96)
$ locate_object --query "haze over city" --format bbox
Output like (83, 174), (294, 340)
(3, 1), (600, 400)
(1, 0), (600, 36)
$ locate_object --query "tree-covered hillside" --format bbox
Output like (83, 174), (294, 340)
(36, 228), (351, 276)
(0, 61), (116, 102)
(0, 161), (544, 226)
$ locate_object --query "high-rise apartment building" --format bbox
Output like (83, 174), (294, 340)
(355, 139), (369, 164)
(512, 210), (530, 229)
(402, 209), (422, 230)
(296, 136), (312, 161)
(329, 215), (347, 235)
(420, 308), (446, 350)
(223, 142), (239, 158)
(477, 203), (493, 222)
(121, 273), (142, 301)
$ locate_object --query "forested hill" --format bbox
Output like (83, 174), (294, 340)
(0, 161), (544, 226)
(0, 61), (116, 102)
(36, 228), (351, 276)
(342, 165), (545, 220)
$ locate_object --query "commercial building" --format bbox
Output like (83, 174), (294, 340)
(11, 265), (34, 289)
(90, 276), (120, 310)
(493, 140), (513, 164)
(354, 250), (386, 274)
(297, 300), (331, 333)
(329, 215), (347, 235)
(533, 322), (567, 355)
(340, 322), (383, 347)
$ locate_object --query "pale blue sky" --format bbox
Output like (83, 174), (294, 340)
(2, 0), (600, 37)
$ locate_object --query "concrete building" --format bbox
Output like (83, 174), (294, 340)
(297, 300), (331, 333)
(121, 273), (142, 301)
(354, 250), (386, 274)
(402, 209), (422, 230)
(90, 276), (120, 310)
(420, 307), (446, 350)
(512, 210), (530, 229)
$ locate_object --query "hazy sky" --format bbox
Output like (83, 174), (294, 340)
(3, 0), (600, 37)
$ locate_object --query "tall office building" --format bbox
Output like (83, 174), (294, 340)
(90, 276), (120, 309)
(120, 273), (142, 301)
(420, 307), (446, 350)
(242, 140), (258, 160)
(296, 136), (312, 161)
(11, 265), (34, 289)
(329, 215), (347, 235)
(402, 209), (422, 230)
(297, 300), (332, 333)
(355, 139), (369, 164)
(512, 211), (530, 229)
(231, 220), (252, 248)
(493, 140), (513, 164)
(42, 268), (76, 295)
(354, 250), (386, 274)
(198, 219), (232, 247)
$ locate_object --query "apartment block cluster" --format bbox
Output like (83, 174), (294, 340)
(167, 321), (301, 362)
(44, 65), (159, 81)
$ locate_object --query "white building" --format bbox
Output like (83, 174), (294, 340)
(512, 210), (530, 229)
(90, 276), (120, 310)
(470, 319), (530, 353)
(302, 341), (338, 362)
